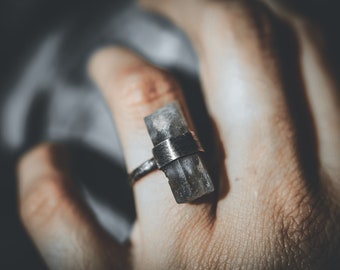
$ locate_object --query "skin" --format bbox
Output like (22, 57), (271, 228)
(17, 1), (340, 269)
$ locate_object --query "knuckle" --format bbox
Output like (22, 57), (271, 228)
(20, 174), (70, 228)
(117, 65), (181, 114)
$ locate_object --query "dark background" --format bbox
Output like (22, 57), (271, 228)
(1, 0), (339, 268)
(0, 0), (202, 268)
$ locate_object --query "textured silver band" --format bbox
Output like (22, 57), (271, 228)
(128, 158), (157, 185)
(153, 132), (203, 168)
(128, 132), (203, 185)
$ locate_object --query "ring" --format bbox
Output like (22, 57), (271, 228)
(128, 158), (158, 185)
(129, 131), (203, 184)
(128, 102), (214, 204)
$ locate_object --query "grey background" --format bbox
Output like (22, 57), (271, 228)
(0, 0), (204, 268)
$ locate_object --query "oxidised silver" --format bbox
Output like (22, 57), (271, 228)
(152, 132), (203, 169)
(128, 158), (157, 185)
(128, 102), (214, 204)
(129, 132), (203, 184)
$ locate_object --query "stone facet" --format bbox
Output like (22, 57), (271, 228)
(145, 102), (214, 203)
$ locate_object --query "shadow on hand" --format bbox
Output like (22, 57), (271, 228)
(65, 141), (136, 242)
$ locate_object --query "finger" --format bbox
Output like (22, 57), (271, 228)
(295, 22), (340, 196)
(17, 144), (128, 270)
(139, 0), (206, 35)
(198, 5), (314, 210)
(88, 47), (214, 260)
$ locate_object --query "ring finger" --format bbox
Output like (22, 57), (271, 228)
(88, 47), (215, 265)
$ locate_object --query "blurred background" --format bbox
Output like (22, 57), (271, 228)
(1, 0), (339, 268)
(0, 0), (203, 268)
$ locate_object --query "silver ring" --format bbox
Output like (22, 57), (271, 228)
(129, 131), (203, 185)
(127, 102), (214, 204)
(128, 158), (157, 185)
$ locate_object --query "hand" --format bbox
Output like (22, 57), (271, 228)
(17, 1), (340, 269)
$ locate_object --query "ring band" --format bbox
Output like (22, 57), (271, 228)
(128, 158), (157, 185)
(153, 131), (203, 168)
(129, 132), (203, 185)
(127, 102), (214, 204)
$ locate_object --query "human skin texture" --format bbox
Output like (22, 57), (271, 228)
(17, 1), (340, 269)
